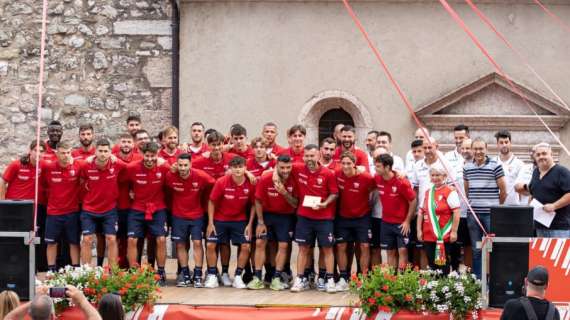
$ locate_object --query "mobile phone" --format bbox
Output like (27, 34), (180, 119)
(49, 287), (67, 298)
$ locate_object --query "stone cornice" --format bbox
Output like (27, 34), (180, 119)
(181, 0), (567, 3)
(421, 115), (570, 131)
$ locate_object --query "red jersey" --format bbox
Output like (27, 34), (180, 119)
(267, 144), (285, 157)
(321, 160), (341, 172)
(278, 148), (304, 164)
(112, 150), (143, 210)
(188, 143), (208, 157)
(71, 147), (95, 160)
(375, 173), (416, 224)
(191, 152), (236, 180)
(42, 141), (57, 161)
(291, 163), (338, 220)
(123, 160), (169, 215)
(336, 171), (375, 218)
(230, 146), (254, 160)
(2, 159), (46, 204)
(333, 147), (370, 173)
(255, 171), (296, 214)
(209, 175), (254, 222)
(80, 160), (126, 214)
(420, 186), (460, 242)
(158, 148), (182, 165)
(246, 158), (275, 178)
(166, 169), (215, 219)
(41, 160), (84, 215)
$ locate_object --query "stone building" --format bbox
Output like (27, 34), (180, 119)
(1, 0), (570, 169)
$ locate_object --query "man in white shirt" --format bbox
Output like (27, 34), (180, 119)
(494, 130), (525, 205)
(405, 139), (424, 180)
(445, 124), (470, 181)
(377, 131), (405, 173)
(366, 130), (380, 175)
(405, 127), (430, 170)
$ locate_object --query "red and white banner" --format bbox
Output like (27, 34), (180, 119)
(529, 238), (570, 303)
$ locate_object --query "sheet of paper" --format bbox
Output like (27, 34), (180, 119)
(531, 199), (556, 228)
(302, 195), (322, 208)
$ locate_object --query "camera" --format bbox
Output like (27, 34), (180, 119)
(48, 287), (67, 298)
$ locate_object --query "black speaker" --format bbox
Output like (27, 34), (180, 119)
(0, 200), (34, 232)
(489, 242), (529, 307)
(490, 205), (534, 236)
(0, 237), (32, 300)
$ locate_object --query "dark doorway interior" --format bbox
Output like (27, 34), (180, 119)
(318, 108), (355, 144)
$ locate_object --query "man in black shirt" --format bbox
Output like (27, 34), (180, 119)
(501, 266), (560, 320)
(517, 143), (570, 238)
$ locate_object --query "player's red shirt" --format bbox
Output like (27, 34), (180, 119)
(166, 169), (215, 220)
(123, 160), (169, 214)
(2, 159), (46, 204)
(291, 163), (338, 220)
(191, 152), (236, 180)
(71, 147), (95, 161)
(42, 141), (57, 161)
(278, 148), (304, 164)
(230, 146), (254, 160)
(80, 159), (126, 214)
(420, 186), (459, 242)
(112, 150), (143, 210)
(209, 175), (254, 222)
(335, 170), (375, 218)
(255, 171), (296, 214)
(333, 147), (370, 173)
(246, 158), (275, 178)
(375, 173), (416, 224)
(158, 148), (182, 165)
(321, 160), (341, 172)
(41, 160), (84, 215)
(267, 144), (285, 157)
(187, 143), (208, 157)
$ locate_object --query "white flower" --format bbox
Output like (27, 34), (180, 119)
(464, 296), (471, 303)
(448, 271), (459, 278)
(441, 286), (449, 293)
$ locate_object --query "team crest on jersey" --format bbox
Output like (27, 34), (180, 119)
(156, 172), (162, 178)
(69, 170), (75, 177)
(353, 182), (360, 189)
(192, 182), (198, 187)
(392, 186), (397, 193)
(316, 177), (323, 185)
(244, 188), (249, 194)
(109, 167), (115, 174)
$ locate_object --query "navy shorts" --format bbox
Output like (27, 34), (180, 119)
(81, 209), (118, 236)
(335, 215), (372, 243)
(127, 210), (168, 238)
(207, 220), (249, 245)
(171, 216), (205, 242)
(370, 217), (382, 248)
(116, 209), (129, 238)
(295, 216), (334, 248)
(259, 212), (295, 243)
(380, 221), (409, 250)
(407, 216), (423, 249)
(45, 213), (80, 245)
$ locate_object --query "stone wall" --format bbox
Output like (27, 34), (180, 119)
(0, 0), (174, 169)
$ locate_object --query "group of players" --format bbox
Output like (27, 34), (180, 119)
(0, 115), (528, 293)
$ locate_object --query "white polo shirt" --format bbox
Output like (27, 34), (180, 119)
(495, 154), (525, 205)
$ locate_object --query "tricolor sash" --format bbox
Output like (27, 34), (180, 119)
(427, 186), (453, 266)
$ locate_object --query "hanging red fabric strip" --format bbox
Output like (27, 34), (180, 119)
(532, 0), (570, 35)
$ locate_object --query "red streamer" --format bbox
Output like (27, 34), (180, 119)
(340, 0), (489, 236)
(533, 0), (570, 35)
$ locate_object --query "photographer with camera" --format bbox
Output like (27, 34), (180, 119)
(4, 285), (101, 320)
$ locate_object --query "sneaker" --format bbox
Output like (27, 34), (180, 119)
(325, 278), (337, 293)
(308, 272), (316, 288)
(233, 275), (247, 289)
(290, 277), (308, 292)
(270, 277), (286, 291)
(247, 276), (265, 290)
(316, 277), (326, 291)
(336, 278), (349, 292)
(176, 273), (191, 287)
(221, 273), (232, 287)
(282, 272), (292, 287)
(193, 277), (204, 288)
(204, 274), (219, 288)
(157, 273), (167, 287)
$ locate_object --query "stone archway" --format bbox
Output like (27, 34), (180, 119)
(298, 90), (373, 146)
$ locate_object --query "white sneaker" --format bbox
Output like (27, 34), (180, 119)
(325, 278), (337, 293)
(204, 274), (219, 288)
(290, 277), (307, 292)
(316, 277), (326, 291)
(221, 273), (232, 287)
(232, 275), (247, 289)
(336, 278), (349, 292)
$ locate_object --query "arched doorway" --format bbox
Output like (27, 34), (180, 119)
(318, 108), (355, 144)
(298, 90), (373, 146)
